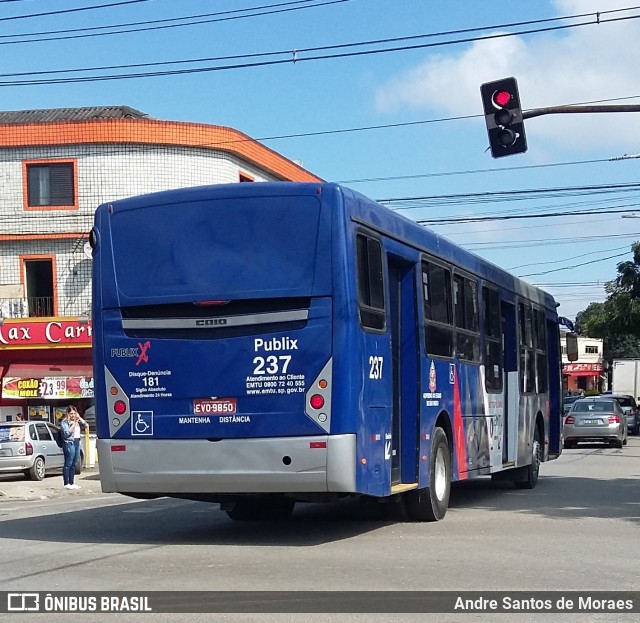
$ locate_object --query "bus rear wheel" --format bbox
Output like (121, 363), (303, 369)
(226, 496), (295, 521)
(515, 425), (541, 489)
(405, 427), (451, 522)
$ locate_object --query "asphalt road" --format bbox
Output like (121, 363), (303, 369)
(1, 438), (639, 623)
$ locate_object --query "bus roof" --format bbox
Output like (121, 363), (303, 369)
(98, 181), (557, 312)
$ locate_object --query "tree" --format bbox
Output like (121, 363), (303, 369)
(604, 241), (640, 339)
(574, 243), (640, 358)
(575, 302), (607, 337)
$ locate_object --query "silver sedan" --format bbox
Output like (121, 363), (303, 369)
(563, 398), (628, 449)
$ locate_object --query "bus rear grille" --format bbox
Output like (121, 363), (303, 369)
(121, 297), (310, 340)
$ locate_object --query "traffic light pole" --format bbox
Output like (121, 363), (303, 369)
(523, 104), (640, 119)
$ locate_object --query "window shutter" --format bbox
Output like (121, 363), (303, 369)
(49, 164), (74, 205)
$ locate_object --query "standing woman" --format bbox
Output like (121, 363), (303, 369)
(61, 406), (86, 490)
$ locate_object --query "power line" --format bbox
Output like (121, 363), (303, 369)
(340, 158), (617, 184)
(533, 282), (608, 287)
(1, 8), (639, 85)
(257, 94), (640, 144)
(379, 183), (640, 207)
(517, 251), (630, 278)
(0, 0), (153, 22)
(436, 214), (630, 236)
(0, 0), (352, 46)
(0, 2), (631, 47)
(232, 95), (640, 146)
(507, 245), (632, 270)
(460, 231), (640, 249)
(417, 207), (639, 225)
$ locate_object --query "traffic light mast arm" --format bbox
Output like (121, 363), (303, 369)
(523, 104), (640, 119)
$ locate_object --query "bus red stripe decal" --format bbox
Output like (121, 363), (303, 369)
(452, 368), (468, 480)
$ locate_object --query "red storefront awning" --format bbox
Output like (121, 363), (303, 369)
(1, 363), (94, 400)
(5, 364), (93, 378)
(563, 363), (603, 377)
(564, 370), (600, 377)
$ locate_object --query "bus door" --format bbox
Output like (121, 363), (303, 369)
(388, 256), (419, 486)
(501, 300), (518, 464)
(546, 318), (562, 456)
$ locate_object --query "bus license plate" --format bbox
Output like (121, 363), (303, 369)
(193, 398), (237, 415)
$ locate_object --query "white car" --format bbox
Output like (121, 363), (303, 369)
(0, 421), (82, 480)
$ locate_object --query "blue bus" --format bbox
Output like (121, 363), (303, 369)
(91, 182), (564, 521)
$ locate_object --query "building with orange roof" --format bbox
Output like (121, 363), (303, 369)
(0, 106), (321, 436)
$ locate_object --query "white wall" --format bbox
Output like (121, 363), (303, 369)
(0, 142), (280, 318)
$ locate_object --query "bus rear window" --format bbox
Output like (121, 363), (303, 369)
(109, 196), (323, 301)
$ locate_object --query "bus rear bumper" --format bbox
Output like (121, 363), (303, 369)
(97, 434), (356, 495)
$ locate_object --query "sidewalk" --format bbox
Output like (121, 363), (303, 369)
(0, 468), (103, 502)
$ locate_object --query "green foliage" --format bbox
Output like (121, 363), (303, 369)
(575, 243), (640, 358)
(575, 302), (607, 337)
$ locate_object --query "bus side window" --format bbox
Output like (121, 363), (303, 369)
(356, 233), (386, 331)
(535, 309), (548, 393)
(518, 302), (537, 394)
(483, 286), (503, 392)
(422, 260), (454, 358)
(453, 274), (481, 363)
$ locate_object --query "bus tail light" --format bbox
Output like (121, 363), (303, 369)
(304, 358), (333, 433)
(114, 400), (127, 415)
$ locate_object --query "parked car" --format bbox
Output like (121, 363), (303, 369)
(0, 421), (83, 481)
(563, 398), (628, 449)
(602, 394), (640, 435)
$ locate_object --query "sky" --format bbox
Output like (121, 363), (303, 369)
(2, 0), (640, 322)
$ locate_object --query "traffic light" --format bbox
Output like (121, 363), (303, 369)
(480, 77), (527, 158)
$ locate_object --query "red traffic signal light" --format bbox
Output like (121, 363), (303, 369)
(480, 77), (527, 158)
(493, 90), (512, 108)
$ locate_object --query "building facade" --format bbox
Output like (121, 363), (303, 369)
(561, 333), (605, 395)
(0, 106), (321, 428)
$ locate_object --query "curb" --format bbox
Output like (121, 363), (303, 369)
(0, 470), (102, 502)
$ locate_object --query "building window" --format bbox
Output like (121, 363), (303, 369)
(21, 256), (56, 317)
(23, 160), (77, 210)
(239, 172), (255, 182)
(585, 345), (599, 354)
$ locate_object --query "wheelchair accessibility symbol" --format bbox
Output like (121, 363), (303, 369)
(131, 411), (153, 436)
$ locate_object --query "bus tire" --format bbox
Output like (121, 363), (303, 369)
(515, 425), (541, 490)
(405, 427), (451, 522)
(226, 497), (295, 521)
